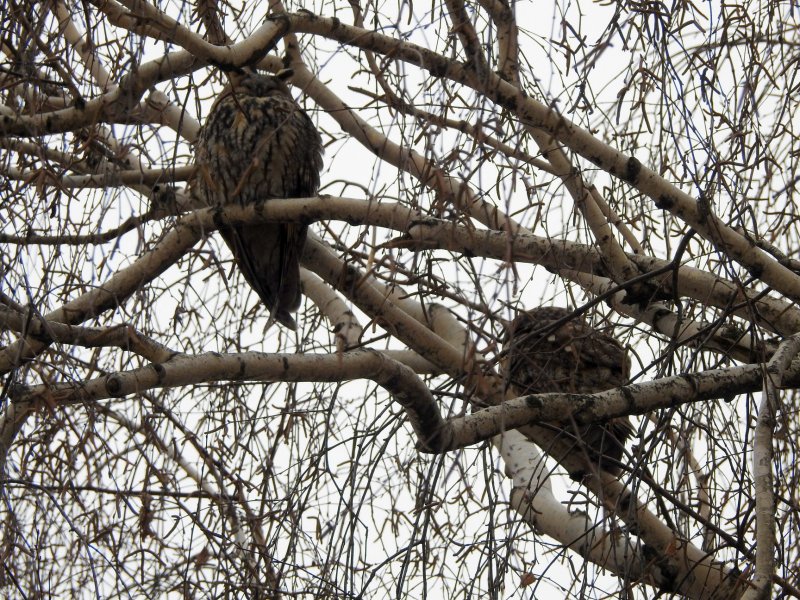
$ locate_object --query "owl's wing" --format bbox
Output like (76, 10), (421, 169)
(572, 326), (630, 386)
(275, 223), (306, 315)
(219, 222), (304, 330)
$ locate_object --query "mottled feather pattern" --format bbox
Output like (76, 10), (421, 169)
(193, 73), (323, 329)
(503, 306), (633, 475)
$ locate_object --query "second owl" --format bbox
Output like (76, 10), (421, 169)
(503, 306), (634, 476)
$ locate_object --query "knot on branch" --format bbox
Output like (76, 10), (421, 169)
(105, 374), (125, 397)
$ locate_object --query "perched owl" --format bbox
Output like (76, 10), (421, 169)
(193, 69), (323, 329)
(502, 306), (633, 475)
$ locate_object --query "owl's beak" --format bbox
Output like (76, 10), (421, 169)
(276, 68), (294, 81)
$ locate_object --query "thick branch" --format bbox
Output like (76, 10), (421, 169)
(428, 361), (774, 452)
(497, 430), (648, 579)
(3, 350), (447, 455)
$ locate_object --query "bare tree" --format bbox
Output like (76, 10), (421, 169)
(1, 0), (799, 598)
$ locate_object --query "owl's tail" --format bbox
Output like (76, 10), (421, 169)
(572, 417), (634, 476)
(220, 222), (306, 330)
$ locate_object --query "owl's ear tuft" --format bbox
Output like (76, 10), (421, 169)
(276, 68), (295, 81)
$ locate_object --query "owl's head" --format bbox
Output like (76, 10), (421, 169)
(503, 306), (575, 345)
(235, 69), (293, 98)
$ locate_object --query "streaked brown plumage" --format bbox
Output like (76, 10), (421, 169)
(502, 306), (633, 475)
(193, 70), (323, 329)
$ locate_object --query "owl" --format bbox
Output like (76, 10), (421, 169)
(193, 69), (323, 329)
(502, 306), (633, 475)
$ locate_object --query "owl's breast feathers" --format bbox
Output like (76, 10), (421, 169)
(196, 91), (322, 203)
